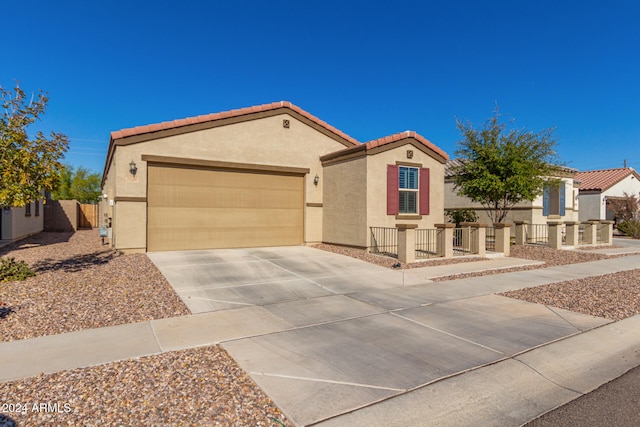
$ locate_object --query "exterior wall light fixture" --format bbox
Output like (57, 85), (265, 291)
(129, 160), (137, 176)
(313, 174), (319, 186)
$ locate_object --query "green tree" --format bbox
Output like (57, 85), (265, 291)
(0, 82), (68, 207)
(54, 164), (74, 200)
(608, 193), (640, 238)
(52, 165), (101, 203)
(452, 109), (561, 224)
(446, 209), (479, 227)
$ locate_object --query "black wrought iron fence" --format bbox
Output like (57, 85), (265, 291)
(369, 227), (398, 258)
(453, 227), (477, 256)
(485, 226), (496, 251)
(526, 224), (549, 245)
(578, 224), (584, 244)
(415, 228), (437, 259)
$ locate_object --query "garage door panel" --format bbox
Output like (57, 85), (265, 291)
(147, 164), (304, 251)
(149, 167), (300, 190)
(148, 185), (303, 209)
(148, 226), (303, 251)
(148, 208), (303, 228)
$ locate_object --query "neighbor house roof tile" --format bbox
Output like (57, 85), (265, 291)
(576, 168), (640, 191)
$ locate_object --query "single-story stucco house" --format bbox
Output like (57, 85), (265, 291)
(576, 167), (640, 222)
(0, 200), (44, 244)
(444, 159), (580, 225)
(101, 102), (448, 252)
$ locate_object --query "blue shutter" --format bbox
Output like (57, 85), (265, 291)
(543, 186), (550, 216)
(559, 183), (566, 216)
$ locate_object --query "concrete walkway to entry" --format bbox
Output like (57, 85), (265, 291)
(1, 249), (640, 426)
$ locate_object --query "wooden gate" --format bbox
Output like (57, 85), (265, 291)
(79, 204), (99, 229)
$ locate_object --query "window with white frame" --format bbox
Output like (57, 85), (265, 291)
(399, 166), (419, 214)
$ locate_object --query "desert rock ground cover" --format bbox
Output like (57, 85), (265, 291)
(0, 230), (288, 426)
(0, 231), (189, 341)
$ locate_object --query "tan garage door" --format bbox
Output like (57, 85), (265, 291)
(147, 164), (304, 251)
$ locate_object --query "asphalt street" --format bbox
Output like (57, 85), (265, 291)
(525, 364), (640, 427)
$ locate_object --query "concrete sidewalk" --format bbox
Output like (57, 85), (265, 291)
(314, 314), (640, 427)
(2, 254), (640, 426)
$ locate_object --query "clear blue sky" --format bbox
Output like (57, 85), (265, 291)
(4, 0), (640, 175)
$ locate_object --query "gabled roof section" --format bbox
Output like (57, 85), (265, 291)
(102, 101), (359, 184)
(109, 101), (359, 145)
(576, 167), (640, 192)
(364, 131), (448, 161)
(320, 131), (448, 165)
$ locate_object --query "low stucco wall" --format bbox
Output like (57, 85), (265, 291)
(44, 200), (79, 232)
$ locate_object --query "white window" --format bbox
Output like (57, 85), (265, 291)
(399, 166), (419, 214)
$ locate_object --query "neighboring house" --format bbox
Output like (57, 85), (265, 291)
(101, 101), (448, 252)
(444, 159), (579, 224)
(576, 167), (640, 222)
(0, 199), (44, 243)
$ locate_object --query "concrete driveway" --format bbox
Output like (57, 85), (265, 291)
(148, 246), (612, 426)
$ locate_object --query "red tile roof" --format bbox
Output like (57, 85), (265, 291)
(363, 130), (449, 160)
(320, 130), (449, 164)
(110, 101), (360, 146)
(576, 168), (640, 191)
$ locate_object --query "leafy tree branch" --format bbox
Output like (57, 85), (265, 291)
(0, 82), (68, 207)
(452, 108), (562, 223)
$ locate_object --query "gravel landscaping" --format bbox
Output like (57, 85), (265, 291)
(501, 269), (640, 321)
(0, 230), (190, 341)
(508, 244), (612, 266)
(0, 345), (288, 427)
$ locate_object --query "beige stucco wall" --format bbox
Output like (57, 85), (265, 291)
(2, 201), (44, 241)
(322, 156), (368, 247)
(113, 201), (147, 252)
(105, 113), (349, 251)
(305, 205), (323, 244)
(0, 208), (10, 240)
(44, 200), (79, 232)
(365, 144), (445, 248)
(323, 141), (446, 249)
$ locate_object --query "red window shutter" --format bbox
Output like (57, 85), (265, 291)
(419, 168), (430, 215)
(387, 165), (399, 215)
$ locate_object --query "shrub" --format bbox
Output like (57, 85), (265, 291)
(0, 257), (35, 282)
(446, 209), (479, 227)
(617, 219), (640, 239)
